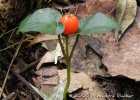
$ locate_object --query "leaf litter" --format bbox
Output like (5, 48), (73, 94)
(58, 69), (106, 100)
(28, 34), (58, 47)
(100, 7), (140, 81)
(114, 0), (137, 41)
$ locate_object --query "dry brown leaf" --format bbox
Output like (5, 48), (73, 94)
(136, 7), (140, 28)
(36, 51), (55, 70)
(34, 75), (59, 97)
(35, 66), (58, 77)
(82, 35), (102, 56)
(58, 69), (93, 93)
(70, 0), (115, 19)
(36, 50), (63, 70)
(52, 1), (75, 10)
(78, 35), (102, 57)
(42, 75), (59, 85)
(115, 0), (137, 41)
(28, 34), (58, 47)
(60, 36), (108, 77)
(78, 35), (88, 57)
(58, 70), (106, 100)
(70, 81), (106, 100)
(100, 7), (140, 81)
(71, 45), (106, 77)
(40, 75), (59, 97)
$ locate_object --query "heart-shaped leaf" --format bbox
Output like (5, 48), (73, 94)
(17, 8), (64, 35)
(77, 12), (121, 34)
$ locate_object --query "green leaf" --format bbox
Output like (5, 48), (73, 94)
(17, 8), (64, 35)
(77, 12), (121, 34)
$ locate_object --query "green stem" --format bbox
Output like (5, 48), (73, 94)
(69, 34), (79, 61)
(63, 35), (71, 100)
(58, 35), (66, 59)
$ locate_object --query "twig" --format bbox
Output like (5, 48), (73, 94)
(0, 42), (19, 52)
(19, 58), (41, 74)
(0, 37), (33, 52)
(74, 4), (79, 15)
(8, 27), (17, 42)
(0, 34), (25, 98)
(11, 70), (38, 96)
(0, 88), (6, 98)
(2, 92), (16, 100)
(0, 27), (18, 38)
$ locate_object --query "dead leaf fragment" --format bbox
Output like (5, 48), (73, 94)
(42, 75), (59, 85)
(136, 7), (140, 28)
(70, 81), (106, 100)
(115, 0), (137, 41)
(52, 1), (75, 10)
(35, 66), (58, 77)
(36, 50), (63, 70)
(34, 75), (59, 97)
(40, 75), (59, 97)
(78, 35), (88, 57)
(58, 69), (106, 100)
(82, 35), (102, 56)
(70, 0), (115, 19)
(28, 34), (58, 47)
(36, 51), (55, 70)
(58, 69), (96, 93)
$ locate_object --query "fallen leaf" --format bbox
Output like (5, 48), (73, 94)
(136, 7), (140, 28)
(42, 75), (59, 85)
(35, 66), (58, 77)
(70, 0), (115, 19)
(58, 69), (106, 100)
(78, 35), (88, 57)
(58, 69), (93, 93)
(81, 35), (102, 56)
(52, 1), (75, 10)
(36, 50), (63, 70)
(115, 0), (137, 41)
(70, 81), (106, 100)
(36, 75), (59, 97)
(41, 41), (48, 49)
(34, 75), (62, 99)
(28, 34), (58, 47)
(115, 0), (126, 24)
(60, 36), (108, 77)
(100, 7), (140, 81)
(45, 39), (59, 51)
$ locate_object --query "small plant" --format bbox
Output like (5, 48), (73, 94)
(17, 8), (121, 100)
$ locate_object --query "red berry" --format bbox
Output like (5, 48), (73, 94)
(60, 14), (78, 35)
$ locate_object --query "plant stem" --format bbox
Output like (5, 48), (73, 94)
(69, 34), (79, 61)
(58, 35), (66, 59)
(60, 35), (79, 100)
(63, 35), (71, 100)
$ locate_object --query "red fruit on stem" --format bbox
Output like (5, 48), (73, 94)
(60, 14), (78, 35)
